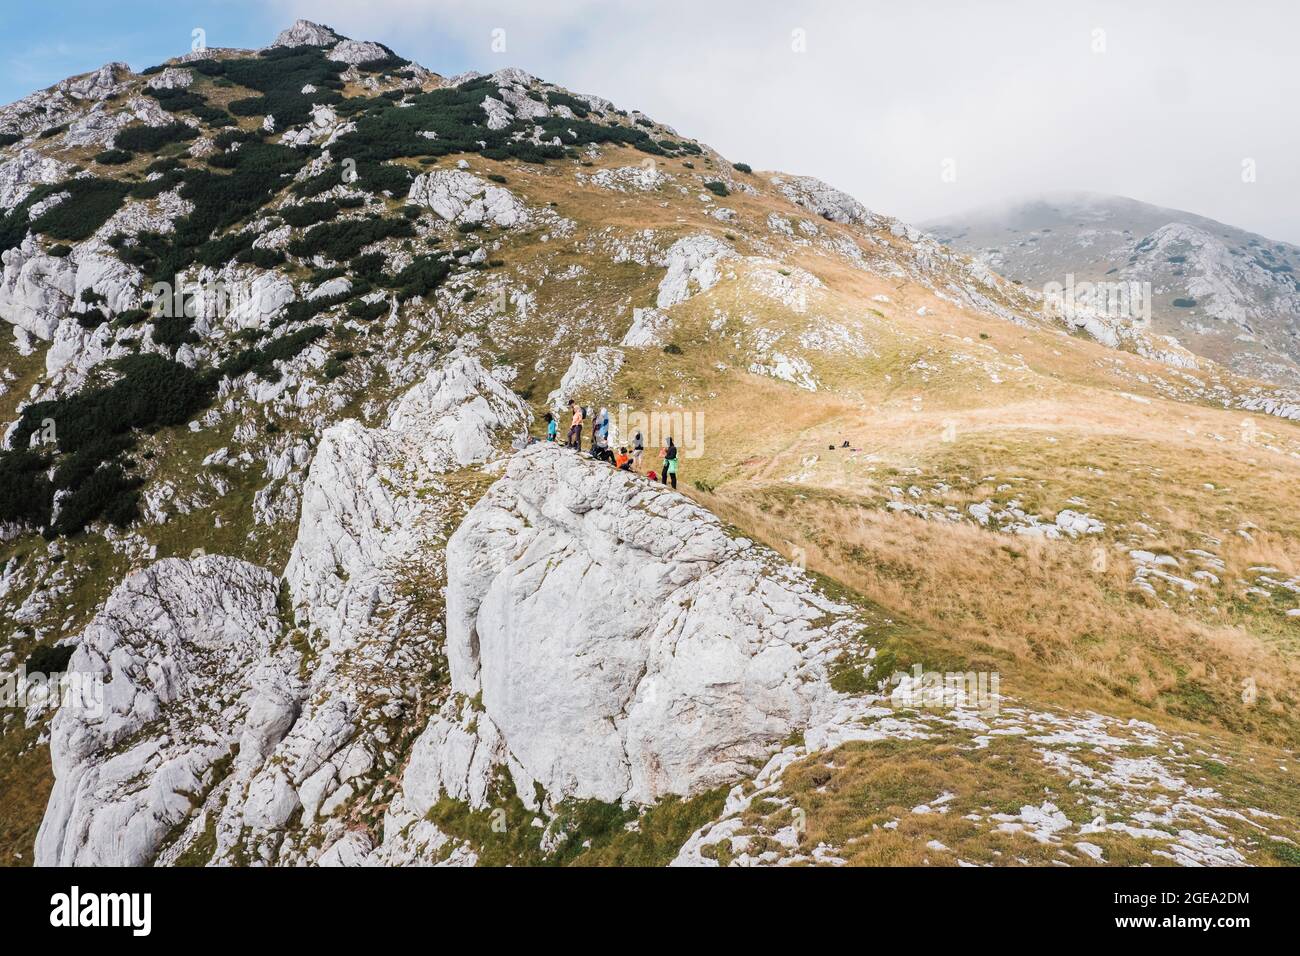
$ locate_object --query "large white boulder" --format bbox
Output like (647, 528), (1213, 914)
(656, 234), (734, 308)
(146, 68), (193, 91)
(219, 353), (530, 860)
(545, 347), (624, 411)
(327, 39), (391, 64)
(35, 557), (300, 866)
(436, 443), (855, 806)
(408, 169), (530, 228)
(770, 174), (877, 227)
(0, 238), (75, 340)
(0, 148), (73, 209)
(285, 353), (531, 648)
(0, 238), (144, 352)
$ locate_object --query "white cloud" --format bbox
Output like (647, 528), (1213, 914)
(270, 0), (1300, 241)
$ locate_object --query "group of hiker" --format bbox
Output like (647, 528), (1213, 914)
(543, 401), (679, 489)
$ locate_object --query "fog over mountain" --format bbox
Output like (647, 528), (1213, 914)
(928, 192), (1300, 385)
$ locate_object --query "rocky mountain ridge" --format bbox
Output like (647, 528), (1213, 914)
(1, 21), (1298, 867)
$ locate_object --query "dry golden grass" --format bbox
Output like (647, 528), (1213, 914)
(734, 728), (1300, 867)
(593, 243), (1300, 747)
(707, 485), (1299, 741)
(0, 724), (52, 867)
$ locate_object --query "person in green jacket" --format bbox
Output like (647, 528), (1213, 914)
(661, 437), (678, 489)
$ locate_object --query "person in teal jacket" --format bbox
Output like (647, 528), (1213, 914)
(661, 437), (678, 489)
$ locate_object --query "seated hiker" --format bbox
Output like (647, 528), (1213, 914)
(615, 447), (632, 470)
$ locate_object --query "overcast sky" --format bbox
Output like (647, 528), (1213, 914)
(4, 1), (1297, 242)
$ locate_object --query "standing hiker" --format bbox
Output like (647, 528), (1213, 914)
(567, 400), (584, 448)
(661, 437), (678, 489)
(545, 411), (558, 442)
(631, 430), (644, 472)
(590, 406), (609, 455)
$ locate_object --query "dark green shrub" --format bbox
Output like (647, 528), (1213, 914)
(129, 169), (185, 200)
(0, 449), (54, 529)
(349, 252), (386, 280)
(94, 148), (134, 165)
(2, 355), (216, 536)
(277, 291), (349, 327)
(115, 121), (198, 152)
(114, 307), (150, 326)
(347, 300), (388, 321)
(75, 308), (109, 329)
(279, 200), (344, 228)
(144, 86), (234, 127)
(49, 464), (143, 536)
(52, 434), (134, 490)
(150, 315), (201, 348)
(237, 246), (287, 269)
(13, 354), (215, 454)
(126, 141), (308, 278)
(287, 216), (414, 262)
(27, 178), (132, 242)
(703, 180), (729, 197)
(308, 266), (347, 284)
(25, 642), (75, 674)
(213, 128), (259, 150)
(390, 255), (451, 300)
(353, 160), (412, 197)
(324, 349), (354, 378)
(354, 52), (410, 73)
(208, 46), (345, 126)
(545, 91), (590, 117)
(218, 325), (327, 381)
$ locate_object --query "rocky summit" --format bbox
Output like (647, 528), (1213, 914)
(1, 20), (1299, 869)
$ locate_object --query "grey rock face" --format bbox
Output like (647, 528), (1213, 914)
(35, 557), (298, 866)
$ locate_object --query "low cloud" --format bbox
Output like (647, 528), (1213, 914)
(274, 0), (1300, 241)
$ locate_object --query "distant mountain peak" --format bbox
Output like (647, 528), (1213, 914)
(271, 19), (345, 49)
(927, 191), (1300, 385)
